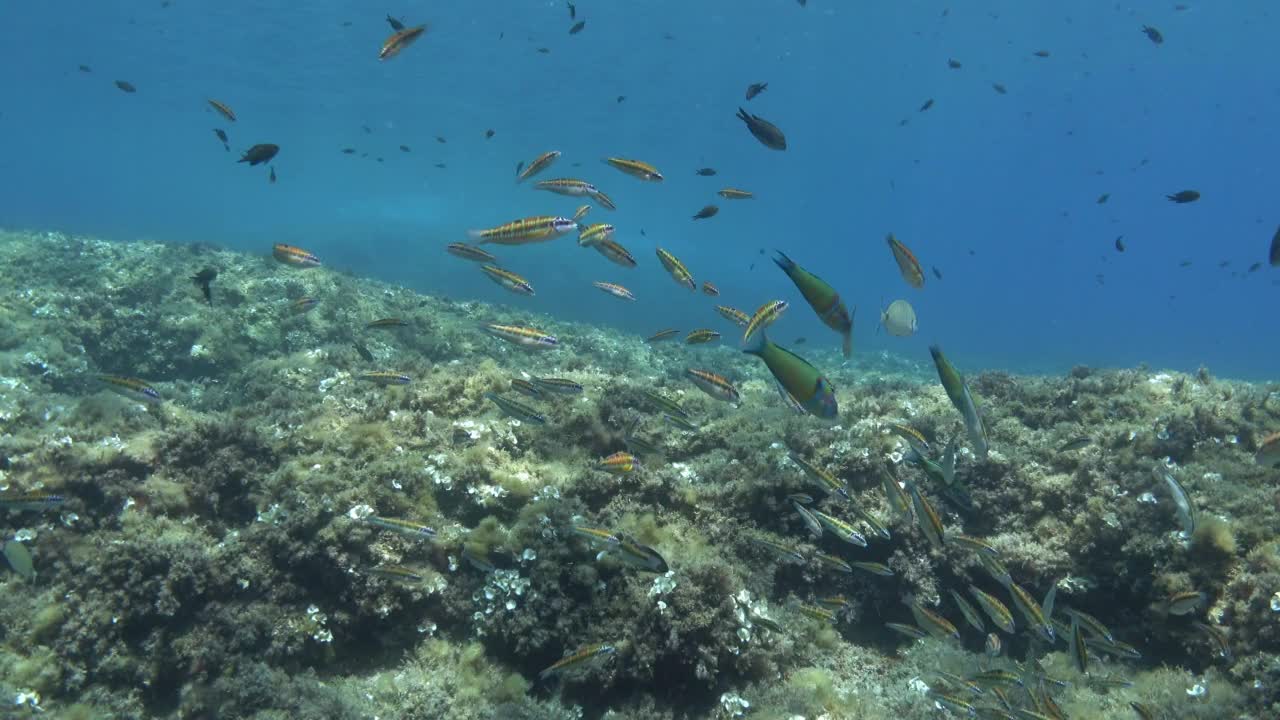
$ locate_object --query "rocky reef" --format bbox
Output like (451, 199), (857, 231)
(0, 228), (1277, 719)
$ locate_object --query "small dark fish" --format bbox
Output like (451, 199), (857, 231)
(434, 163), (447, 169)
(1142, 26), (1164, 45)
(947, 59), (961, 69)
(386, 15), (405, 31)
(362, 125), (373, 134)
(932, 266), (943, 280)
(992, 83), (1007, 94)
(78, 64), (92, 73)
(1167, 190), (1200, 204)
(353, 341), (374, 362)
(797, 0), (806, 6)
(537, 47), (551, 54)
(239, 144), (279, 166)
(696, 168), (717, 176)
(190, 267), (217, 305)
(746, 82), (768, 100)
(692, 205), (719, 220)
(794, 337), (807, 344)
(1058, 437), (1091, 452)
(1248, 261), (1261, 272)
(569, 20), (585, 35)
(114, 80), (136, 93)
(1097, 193), (1110, 204)
(485, 129), (495, 139)
(400, 144), (411, 152)
(567, 2), (576, 19)
(515, 160), (525, 176)
(269, 166), (277, 184)
(1269, 225), (1280, 267)
(736, 107), (787, 150)
(1218, 260), (1231, 269)
(213, 129), (229, 151)
(1179, 260), (1192, 267)
(1033, 50), (1050, 58)
(918, 98), (934, 112)
(342, 147), (356, 154)
(435, 136), (446, 144)
(616, 95), (625, 103)
(1115, 236), (1126, 252)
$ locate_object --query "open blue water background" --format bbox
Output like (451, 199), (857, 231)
(1, 2), (1276, 379)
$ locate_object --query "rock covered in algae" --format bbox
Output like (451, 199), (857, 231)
(0, 229), (1275, 718)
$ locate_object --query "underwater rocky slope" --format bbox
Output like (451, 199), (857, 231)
(0, 229), (1277, 720)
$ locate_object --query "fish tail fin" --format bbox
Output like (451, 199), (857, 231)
(736, 107), (750, 121)
(466, 229), (486, 242)
(742, 328), (768, 357)
(771, 249), (794, 273)
(842, 330), (853, 357)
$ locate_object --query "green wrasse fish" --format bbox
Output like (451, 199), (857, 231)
(929, 345), (989, 457)
(572, 526), (620, 546)
(742, 300), (788, 344)
(815, 552), (853, 573)
(516, 150), (561, 182)
(272, 243), (321, 267)
(656, 248), (695, 290)
(484, 392), (547, 424)
(851, 561), (894, 576)
(885, 622), (928, 640)
(538, 643), (617, 680)
(593, 281), (636, 301)
(364, 516), (436, 539)
(685, 368), (740, 403)
(640, 389), (688, 418)
(603, 157), (663, 181)
(577, 223), (615, 246)
(772, 250), (853, 357)
(585, 238), (636, 268)
(906, 480), (945, 549)
(573, 204), (591, 222)
(99, 374), (161, 404)
(468, 216), (577, 245)
(531, 377), (583, 395)
(716, 305), (750, 327)
(886, 233), (925, 288)
(717, 187), (754, 199)
(480, 265), (535, 295)
(446, 242), (497, 263)
(359, 371), (411, 386)
(685, 329), (721, 344)
(949, 589), (986, 633)
(0, 492), (65, 512)
(742, 332), (837, 419)
(908, 599), (960, 640)
(645, 329), (680, 343)
(483, 324), (558, 349)
(510, 378), (542, 398)
(598, 451), (640, 474)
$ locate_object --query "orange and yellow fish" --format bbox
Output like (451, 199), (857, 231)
(273, 243), (321, 268)
(483, 324), (559, 349)
(592, 281), (636, 301)
(534, 178), (600, 197)
(685, 329), (721, 344)
(599, 452), (640, 474)
(887, 233), (925, 289)
(480, 265), (535, 295)
(207, 99), (236, 122)
(743, 300), (788, 343)
(586, 239), (636, 268)
(716, 305), (750, 327)
(685, 368), (740, 403)
(468, 216), (577, 245)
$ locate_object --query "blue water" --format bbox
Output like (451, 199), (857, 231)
(2, 2), (1277, 379)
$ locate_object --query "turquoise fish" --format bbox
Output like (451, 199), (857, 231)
(929, 345), (989, 457)
(742, 331), (837, 419)
(772, 250), (854, 357)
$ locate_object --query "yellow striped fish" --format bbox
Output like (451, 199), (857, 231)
(656, 248), (695, 290)
(967, 585), (1016, 634)
(586, 238), (636, 268)
(907, 481), (945, 549)
(517, 150), (561, 182)
(645, 329), (680, 343)
(908, 599), (960, 640)
(592, 281), (635, 301)
(98, 374), (161, 404)
(480, 265), (535, 295)
(685, 368), (739, 403)
(538, 643), (616, 679)
(716, 305), (750, 327)
(742, 300), (788, 343)
(685, 329), (721, 344)
(810, 509), (867, 546)
(1007, 582), (1055, 642)
(272, 243), (321, 267)
(207, 99), (237, 122)
(573, 204), (591, 222)
(604, 157), (663, 181)
(533, 178), (599, 197)
(578, 223), (616, 246)
(468, 216), (577, 245)
(598, 451), (640, 474)
(483, 324), (559, 349)
(446, 242), (498, 263)
(358, 371), (411, 386)
(590, 189), (616, 210)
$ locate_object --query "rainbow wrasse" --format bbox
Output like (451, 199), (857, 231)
(364, 516), (436, 540)
(273, 243), (321, 268)
(483, 324), (558, 350)
(538, 643), (617, 680)
(98, 374), (161, 404)
(0, 492), (65, 512)
(772, 250), (852, 356)
(484, 392), (546, 425)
